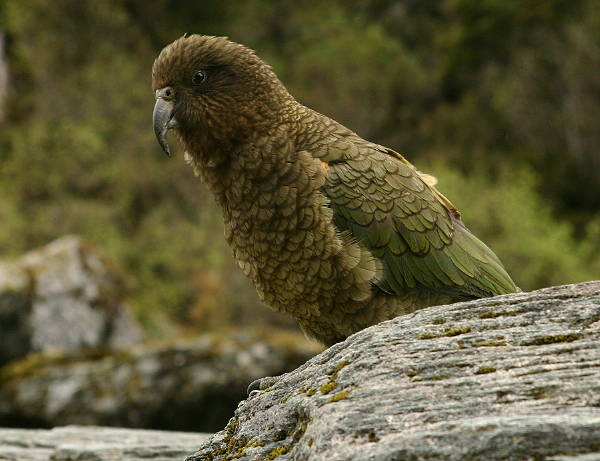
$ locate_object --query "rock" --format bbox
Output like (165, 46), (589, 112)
(0, 425), (210, 461)
(0, 236), (143, 365)
(0, 329), (320, 432)
(187, 281), (600, 461)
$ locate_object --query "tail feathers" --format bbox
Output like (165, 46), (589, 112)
(450, 220), (519, 296)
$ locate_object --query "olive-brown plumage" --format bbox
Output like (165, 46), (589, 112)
(152, 35), (518, 345)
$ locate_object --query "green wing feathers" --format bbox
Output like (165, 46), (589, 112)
(324, 144), (518, 299)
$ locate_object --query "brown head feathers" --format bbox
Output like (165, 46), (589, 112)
(152, 34), (292, 157)
(152, 35), (264, 90)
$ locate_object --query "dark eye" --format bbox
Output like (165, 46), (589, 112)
(192, 70), (206, 85)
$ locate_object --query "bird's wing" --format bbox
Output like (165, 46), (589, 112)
(322, 141), (517, 298)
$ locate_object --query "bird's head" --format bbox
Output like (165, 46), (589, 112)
(152, 34), (290, 159)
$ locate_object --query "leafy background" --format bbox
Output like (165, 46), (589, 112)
(0, 0), (598, 336)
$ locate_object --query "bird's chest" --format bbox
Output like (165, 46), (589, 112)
(219, 151), (338, 310)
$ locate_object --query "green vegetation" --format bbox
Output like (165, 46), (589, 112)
(476, 341), (508, 347)
(474, 366), (497, 375)
(328, 390), (350, 402)
(521, 333), (582, 346)
(419, 324), (474, 340)
(319, 382), (336, 395)
(319, 360), (350, 394)
(0, 0), (598, 335)
(326, 360), (350, 377)
(266, 445), (290, 459)
(419, 333), (439, 340)
(444, 326), (473, 337)
(479, 310), (519, 319)
(420, 325), (473, 339)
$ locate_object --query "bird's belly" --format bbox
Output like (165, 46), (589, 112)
(225, 218), (336, 311)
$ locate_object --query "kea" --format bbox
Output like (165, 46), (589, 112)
(152, 35), (518, 346)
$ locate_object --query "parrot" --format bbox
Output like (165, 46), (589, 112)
(152, 35), (518, 346)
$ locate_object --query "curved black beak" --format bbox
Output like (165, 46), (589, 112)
(153, 87), (178, 157)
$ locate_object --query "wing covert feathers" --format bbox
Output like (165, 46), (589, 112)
(323, 141), (517, 299)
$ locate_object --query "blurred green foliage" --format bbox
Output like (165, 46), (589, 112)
(0, 0), (598, 335)
(427, 161), (600, 290)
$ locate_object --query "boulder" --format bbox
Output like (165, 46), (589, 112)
(187, 281), (600, 461)
(0, 425), (210, 461)
(0, 329), (320, 432)
(0, 236), (143, 365)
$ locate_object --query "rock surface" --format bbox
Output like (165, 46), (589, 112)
(0, 329), (320, 432)
(0, 236), (143, 365)
(187, 281), (600, 461)
(0, 425), (210, 461)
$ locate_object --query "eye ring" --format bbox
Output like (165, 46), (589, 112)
(192, 70), (206, 85)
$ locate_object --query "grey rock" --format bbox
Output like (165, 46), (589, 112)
(187, 281), (600, 461)
(0, 236), (143, 365)
(0, 425), (210, 461)
(0, 330), (320, 432)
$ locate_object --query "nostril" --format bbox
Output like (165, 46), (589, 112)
(157, 86), (174, 101)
